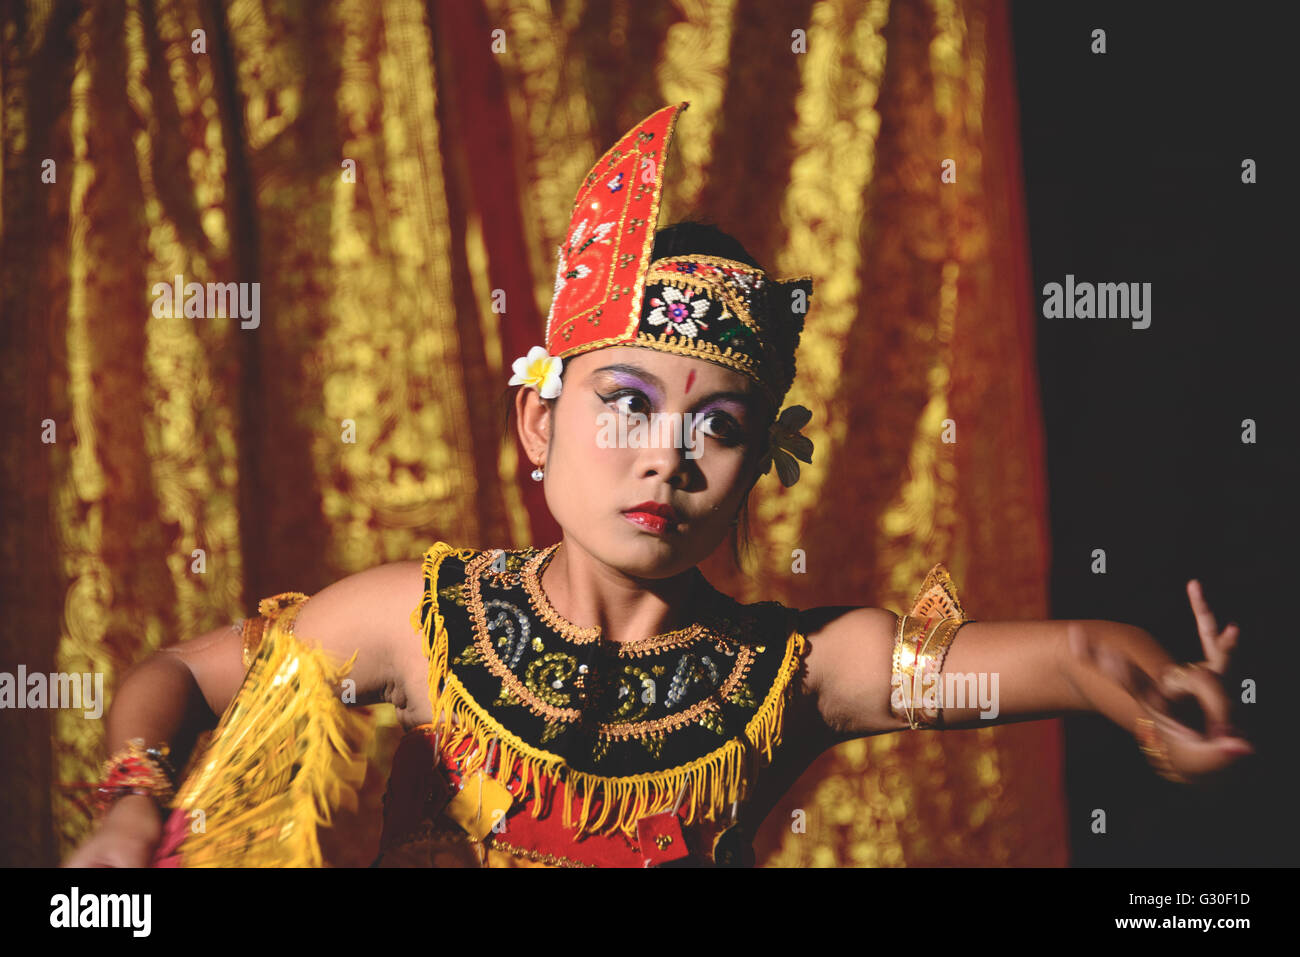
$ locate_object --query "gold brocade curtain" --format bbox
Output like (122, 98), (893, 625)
(0, 0), (1066, 866)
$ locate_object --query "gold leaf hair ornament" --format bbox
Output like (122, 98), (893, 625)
(762, 404), (814, 487)
(508, 345), (564, 399)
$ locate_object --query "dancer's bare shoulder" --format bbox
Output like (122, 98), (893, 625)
(293, 557), (431, 726)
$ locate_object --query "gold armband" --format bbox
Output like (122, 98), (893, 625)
(240, 591), (311, 669)
(889, 564), (970, 730)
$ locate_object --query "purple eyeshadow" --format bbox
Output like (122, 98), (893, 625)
(697, 398), (747, 419)
(602, 370), (662, 405)
(593, 365), (753, 426)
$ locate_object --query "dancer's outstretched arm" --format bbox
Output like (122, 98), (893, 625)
(803, 580), (1252, 782)
(64, 558), (425, 867)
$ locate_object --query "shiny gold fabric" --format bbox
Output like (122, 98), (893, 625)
(1, 0), (1064, 866)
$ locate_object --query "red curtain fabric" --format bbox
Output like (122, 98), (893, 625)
(0, 0), (1065, 866)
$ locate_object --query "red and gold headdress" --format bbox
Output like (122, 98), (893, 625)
(509, 102), (814, 485)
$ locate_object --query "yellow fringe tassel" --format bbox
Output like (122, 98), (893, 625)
(419, 538), (810, 840)
(167, 612), (374, 867)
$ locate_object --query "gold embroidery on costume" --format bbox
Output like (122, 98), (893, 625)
(524, 653), (578, 707)
(486, 837), (596, 868)
(437, 582), (468, 608)
(461, 546), (761, 741)
(417, 541), (810, 840)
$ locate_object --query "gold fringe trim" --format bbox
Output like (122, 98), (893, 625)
(421, 551), (809, 839)
(168, 612), (374, 867)
(420, 542), (479, 710)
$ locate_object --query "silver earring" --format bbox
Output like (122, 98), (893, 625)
(531, 466), (544, 481)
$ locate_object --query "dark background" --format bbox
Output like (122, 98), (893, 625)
(1011, 1), (1294, 864)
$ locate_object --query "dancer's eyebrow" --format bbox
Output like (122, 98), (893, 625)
(590, 364), (755, 412)
(691, 391), (757, 413)
(590, 364), (665, 391)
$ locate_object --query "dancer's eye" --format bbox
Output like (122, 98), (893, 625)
(598, 390), (651, 416)
(698, 411), (742, 445)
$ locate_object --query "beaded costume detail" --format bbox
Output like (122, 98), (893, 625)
(413, 541), (810, 852)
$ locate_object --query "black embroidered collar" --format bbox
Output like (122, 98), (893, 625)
(432, 544), (792, 777)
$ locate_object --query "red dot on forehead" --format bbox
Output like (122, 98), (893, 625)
(684, 370), (696, 394)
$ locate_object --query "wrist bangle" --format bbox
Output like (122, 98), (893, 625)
(1134, 715), (1186, 783)
(96, 738), (176, 817)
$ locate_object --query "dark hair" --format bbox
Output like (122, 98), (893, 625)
(649, 219), (763, 269)
(504, 220), (773, 570)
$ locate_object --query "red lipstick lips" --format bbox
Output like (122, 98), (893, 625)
(622, 501), (680, 535)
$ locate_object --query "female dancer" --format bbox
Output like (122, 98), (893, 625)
(66, 103), (1251, 868)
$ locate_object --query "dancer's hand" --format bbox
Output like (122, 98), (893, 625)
(1070, 579), (1253, 782)
(62, 794), (163, 867)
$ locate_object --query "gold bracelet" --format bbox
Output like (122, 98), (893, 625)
(96, 738), (176, 816)
(1134, 715), (1186, 783)
(891, 614), (965, 729)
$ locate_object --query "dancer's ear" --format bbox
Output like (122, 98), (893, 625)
(515, 387), (553, 466)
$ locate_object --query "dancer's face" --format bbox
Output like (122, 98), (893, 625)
(516, 346), (769, 578)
